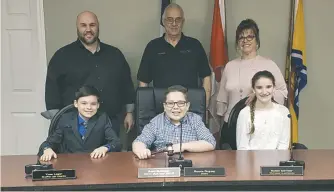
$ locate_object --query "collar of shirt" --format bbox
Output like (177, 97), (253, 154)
(78, 114), (87, 127)
(161, 32), (186, 46)
(163, 112), (189, 126)
(76, 38), (101, 53)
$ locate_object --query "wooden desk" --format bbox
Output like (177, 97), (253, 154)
(1, 150), (334, 190)
(164, 150), (334, 190)
(1, 152), (167, 190)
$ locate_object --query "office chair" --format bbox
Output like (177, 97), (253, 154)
(292, 142), (308, 149)
(135, 87), (206, 135)
(38, 104), (76, 155)
(220, 97), (248, 150)
(47, 104), (76, 136)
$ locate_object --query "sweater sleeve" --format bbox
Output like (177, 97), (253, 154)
(216, 66), (229, 116)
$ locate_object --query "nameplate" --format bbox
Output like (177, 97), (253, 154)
(32, 169), (76, 181)
(260, 166), (304, 176)
(138, 167), (180, 178)
(184, 167), (226, 177)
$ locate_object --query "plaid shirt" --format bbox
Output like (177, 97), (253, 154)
(134, 112), (216, 151)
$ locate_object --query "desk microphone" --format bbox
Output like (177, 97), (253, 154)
(168, 116), (193, 170)
(25, 159), (53, 177)
(279, 114), (305, 169)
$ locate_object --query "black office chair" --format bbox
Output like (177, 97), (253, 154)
(135, 87), (206, 135)
(47, 104), (76, 136)
(220, 97), (248, 150)
(292, 142), (308, 149)
(38, 104), (76, 155)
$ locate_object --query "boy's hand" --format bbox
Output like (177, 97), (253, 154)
(134, 148), (152, 160)
(40, 148), (57, 161)
(90, 146), (108, 159)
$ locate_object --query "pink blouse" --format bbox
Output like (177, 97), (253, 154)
(216, 55), (288, 122)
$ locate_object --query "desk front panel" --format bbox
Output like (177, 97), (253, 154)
(1, 150), (334, 190)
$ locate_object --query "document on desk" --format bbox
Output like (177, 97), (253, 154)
(138, 167), (180, 178)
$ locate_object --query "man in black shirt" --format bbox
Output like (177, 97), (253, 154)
(137, 3), (211, 107)
(44, 11), (135, 136)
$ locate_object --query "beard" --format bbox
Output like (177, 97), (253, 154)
(77, 29), (99, 45)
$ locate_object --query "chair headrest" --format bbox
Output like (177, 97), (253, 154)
(227, 97), (248, 129)
(48, 104), (76, 135)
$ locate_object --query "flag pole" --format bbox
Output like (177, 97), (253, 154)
(285, 0), (296, 108)
(223, 0), (228, 57)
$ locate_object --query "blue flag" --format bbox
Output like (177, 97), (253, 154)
(287, 0), (307, 143)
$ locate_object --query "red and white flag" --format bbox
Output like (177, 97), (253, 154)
(208, 0), (228, 134)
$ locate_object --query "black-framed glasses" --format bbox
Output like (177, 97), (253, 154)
(165, 17), (183, 25)
(238, 35), (255, 42)
(164, 101), (187, 108)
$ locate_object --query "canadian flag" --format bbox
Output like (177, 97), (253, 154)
(208, 0), (228, 134)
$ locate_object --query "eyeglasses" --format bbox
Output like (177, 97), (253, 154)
(164, 101), (187, 108)
(238, 35), (255, 42)
(165, 17), (183, 25)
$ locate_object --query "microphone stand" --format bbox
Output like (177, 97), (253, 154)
(168, 120), (192, 171)
(279, 114), (305, 169)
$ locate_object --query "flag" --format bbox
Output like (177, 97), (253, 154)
(208, 0), (228, 134)
(210, 0), (228, 82)
(287, 0), (307, 143)
(160, 0), (171, 36)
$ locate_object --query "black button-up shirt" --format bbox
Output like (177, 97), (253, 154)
(137, 33), (211, 88)
(45, 39), (135, 118)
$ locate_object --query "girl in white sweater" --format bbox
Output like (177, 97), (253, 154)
(236, 70), (290, 150)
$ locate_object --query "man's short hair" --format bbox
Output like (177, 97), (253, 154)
(164, 85), (188, 101)
(75, 85), (100, 101)
(162, 3), (184, 21)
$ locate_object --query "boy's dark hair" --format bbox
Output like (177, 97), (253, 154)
(75, 85), (100, 101)
(164, 85), (188, 101)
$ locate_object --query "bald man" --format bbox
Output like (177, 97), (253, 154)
(137, 3), (211, 108)
(44, 11), (135, 136)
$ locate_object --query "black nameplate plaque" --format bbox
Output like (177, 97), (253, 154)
(138, 168), (180, 178)
(184, 167), (226, 177)
(260, 166), (304, 176)
(32, 169), (76, 181)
